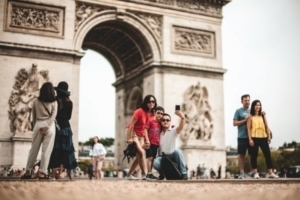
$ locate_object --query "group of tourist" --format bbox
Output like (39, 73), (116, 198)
(233, 94), (279, 179)
(19, 89), (279, 181)
(21, 81), (77, 180)
(124, 94), (188, 180)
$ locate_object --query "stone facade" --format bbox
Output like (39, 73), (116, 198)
(0, 0), (231, 176)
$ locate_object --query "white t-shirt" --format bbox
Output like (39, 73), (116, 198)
(89, 143), (107, 156)
(159, 127), (178, 155)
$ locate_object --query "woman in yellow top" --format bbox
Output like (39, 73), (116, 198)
(247, 100), (278, 179)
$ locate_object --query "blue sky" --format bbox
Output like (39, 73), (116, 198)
(78, 0), (300, 148)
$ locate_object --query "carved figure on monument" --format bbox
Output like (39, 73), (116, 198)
(135, 13), (162, 42)
(75, 3), (104, 31)
(180, 82), (213, 142)
(175, 30), (212, 52)
(8, 64), (49, 134)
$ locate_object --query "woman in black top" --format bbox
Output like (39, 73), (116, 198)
(49, 81), (77, 179)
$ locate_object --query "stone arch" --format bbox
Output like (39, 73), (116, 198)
(74, 10), (162, 79)
(126, 86), (143, 115)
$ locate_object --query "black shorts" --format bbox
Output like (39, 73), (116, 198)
(237, 138), (250, 155)
(145, 144), (159, 158)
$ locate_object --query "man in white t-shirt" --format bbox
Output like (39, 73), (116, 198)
(153, 110), (188, 180)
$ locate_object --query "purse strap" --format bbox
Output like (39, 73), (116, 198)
(41, 101), (51, 116)
(41, 101), (58, 124)
(262, 115), (272, 139)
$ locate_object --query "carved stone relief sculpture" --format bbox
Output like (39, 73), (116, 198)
(8, 64), (49, 135)
(131, 12), (163, 43)
(173, 26), (215, 57)
(75, 2), (109, 31)
(180, 82), (213, 142)
(5, 1), (64, 37)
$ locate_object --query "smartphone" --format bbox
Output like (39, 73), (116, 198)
(175, 105), (180, 111)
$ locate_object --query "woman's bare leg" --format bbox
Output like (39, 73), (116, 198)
(59, 164), (64, 178)
(127, 137), (147, 176)
(127, 157), (139, 176)
(136, 137), (147, 175)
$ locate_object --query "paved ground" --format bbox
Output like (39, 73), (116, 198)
(0, 178), (299, 200)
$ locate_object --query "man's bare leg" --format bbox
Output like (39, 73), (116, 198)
(238, 154), (245, 179)
(147, 157), (153, 173)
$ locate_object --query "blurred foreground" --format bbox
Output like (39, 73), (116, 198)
(0, 180), (299, 200)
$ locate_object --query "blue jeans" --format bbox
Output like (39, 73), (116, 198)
(153, 149), (187, 174)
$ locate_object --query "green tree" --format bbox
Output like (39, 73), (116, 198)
(99, 137), (114, 147)
(80, 137), (114, 147)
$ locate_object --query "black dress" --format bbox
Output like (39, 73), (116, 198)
(48, 98), (77, 170)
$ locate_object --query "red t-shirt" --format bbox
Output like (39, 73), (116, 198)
(126, 108), (154, 137)
(145, 119), (162, 146)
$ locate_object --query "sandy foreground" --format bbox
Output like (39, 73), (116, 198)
(0, 180), (299, 200)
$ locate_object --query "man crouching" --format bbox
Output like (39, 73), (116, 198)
(153, 110), (188, 180)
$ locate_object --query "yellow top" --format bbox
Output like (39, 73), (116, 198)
(250, 115), (268, 138)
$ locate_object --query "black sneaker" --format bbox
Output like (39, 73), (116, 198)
(181, 174), (188, 180)
(146, 173), (157, 180)
(158, 174), (165, 180)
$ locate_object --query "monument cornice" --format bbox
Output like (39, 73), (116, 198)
(0, 42), (84, 63)
(117, 0), (231, 18)
(159, 61), (227, 74)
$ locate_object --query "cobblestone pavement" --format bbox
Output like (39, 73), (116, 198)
(0, 180), (299, 200)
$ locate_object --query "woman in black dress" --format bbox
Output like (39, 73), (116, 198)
(49, 81), (77, 179)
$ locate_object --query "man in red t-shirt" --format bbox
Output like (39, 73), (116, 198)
(143, 106), (164, 180)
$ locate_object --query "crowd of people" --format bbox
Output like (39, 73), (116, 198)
(2, 91), (282, 181)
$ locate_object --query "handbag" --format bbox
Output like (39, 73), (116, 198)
(262, 115), (272, 139)
(41, 101), (60, 132)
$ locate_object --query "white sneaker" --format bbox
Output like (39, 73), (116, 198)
(267, 173), (279, 178)
(125, 175), (138, 180)
(142, 175), (147, 180)
(254, 173), (260, 179)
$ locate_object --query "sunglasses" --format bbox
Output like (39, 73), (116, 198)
(161, 119), (170, 122)
(156, 112), (163, 115)
(148, 100), (156, 104)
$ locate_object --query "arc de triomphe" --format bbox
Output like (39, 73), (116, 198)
(0, 0), (231, 174)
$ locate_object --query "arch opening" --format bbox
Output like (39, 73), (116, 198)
(82, 20), (154, 80)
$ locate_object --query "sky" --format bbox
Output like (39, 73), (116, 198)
(78, 0), (300, 148)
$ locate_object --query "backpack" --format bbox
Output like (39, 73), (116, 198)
(161, 152), (182, 180)
(122, 142), (137, 163)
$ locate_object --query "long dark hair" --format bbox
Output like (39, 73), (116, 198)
(250, 100), (262, 116)
(90, 136), (99, 149)
(139, 94), (157, 113)
(38, 82), (56, 102)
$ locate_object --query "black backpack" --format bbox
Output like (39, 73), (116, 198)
(161, 152), (182, 180)
(122, 142), (137, 163)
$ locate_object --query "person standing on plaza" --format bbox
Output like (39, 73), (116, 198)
(144, 106), (165, 180)
(247, 100), (278, 178)
(21, 82), (57, 179)
(125, 95), (157, 180)
(89, 136), (106, 180)
(48, 81), (77, 179)
(233, 94), (252, 179)
(153, 110), (188, 180)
